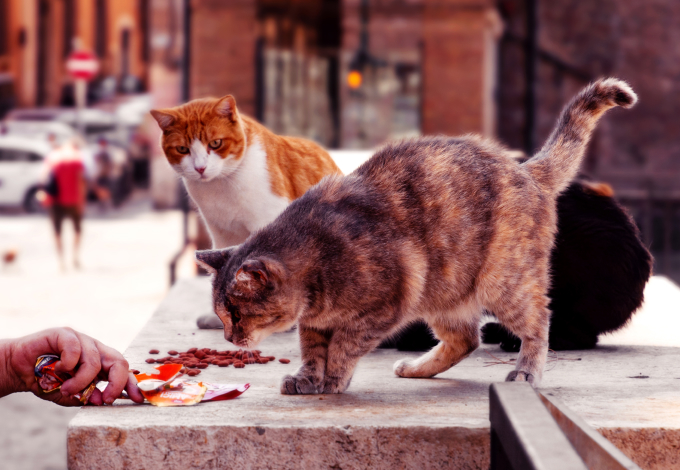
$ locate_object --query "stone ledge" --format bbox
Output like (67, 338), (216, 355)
(68, 278), (680, 470)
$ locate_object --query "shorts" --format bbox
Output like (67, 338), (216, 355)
(50, 205), (82, 235)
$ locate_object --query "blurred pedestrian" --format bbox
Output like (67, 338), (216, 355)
(0, 327), (144, 406)
(93, 137), (114, 210)
(44, 139), (87, 270)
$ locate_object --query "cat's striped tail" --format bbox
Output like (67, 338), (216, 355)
(524, 78), (637, 196)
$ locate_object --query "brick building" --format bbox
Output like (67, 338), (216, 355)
(497, 0), (680, 195)
(0, 0), (150, 112)
(146, 0), (679, 273)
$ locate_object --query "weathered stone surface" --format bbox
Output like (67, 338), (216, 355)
(68, 277), (680, 469)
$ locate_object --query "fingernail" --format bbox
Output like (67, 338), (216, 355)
(61, 389), (70, 397)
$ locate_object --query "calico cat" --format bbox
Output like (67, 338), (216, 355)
(481, 178), (652, 351)
(195, 79), (636, 393)
(151, 95), (341, 328)
(150, 95), (341, 249)
(382, 178), (653, 352)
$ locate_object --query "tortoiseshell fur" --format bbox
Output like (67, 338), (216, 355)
(196, 79), (637, 393)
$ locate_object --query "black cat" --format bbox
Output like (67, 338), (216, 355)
(380, 179), (653, 352)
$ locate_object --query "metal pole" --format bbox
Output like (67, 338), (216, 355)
(181, 0), (191, 244)
(181, 0), (191, 103)
(74, 78), (86, 136)
(524, 0), (537, 155)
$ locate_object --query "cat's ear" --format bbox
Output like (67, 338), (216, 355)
(214, 95), (237, 122)
(150, 109), (176, 130)
(195, 248), (233, 274)
(233, 258), (283, 297)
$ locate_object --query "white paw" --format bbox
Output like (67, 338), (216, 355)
(393, 359), (409, 377)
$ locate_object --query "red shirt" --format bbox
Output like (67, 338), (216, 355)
(53, 160), (84, 206)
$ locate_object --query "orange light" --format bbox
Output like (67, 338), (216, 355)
(347, 70), (363, 89)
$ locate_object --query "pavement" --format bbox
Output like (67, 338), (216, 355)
(69, 276), (680, 470)
(0, 193), (189, 470)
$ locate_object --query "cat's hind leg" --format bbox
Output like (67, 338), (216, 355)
(492, 293), (550, 386)
(393, 317), (480, 378)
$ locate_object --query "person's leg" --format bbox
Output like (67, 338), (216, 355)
(71, 207), (82, 268)
(50, 206), (65, 270)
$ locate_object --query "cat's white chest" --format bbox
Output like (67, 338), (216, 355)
(184, 140), (289, 248)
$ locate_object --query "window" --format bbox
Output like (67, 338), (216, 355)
(0, 0), (9, 55)
(95, 0), (107, 59)
(0, 149), (43, 162)
(63, 0), (76, 57)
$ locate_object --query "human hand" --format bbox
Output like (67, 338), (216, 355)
(1, 328), (144, 406)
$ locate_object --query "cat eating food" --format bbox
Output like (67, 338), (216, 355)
(196, 79), (637, 393)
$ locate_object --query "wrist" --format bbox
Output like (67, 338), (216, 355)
(0, 339), (25, 397)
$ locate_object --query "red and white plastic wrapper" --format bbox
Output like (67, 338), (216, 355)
(135, 364), (250, 407)
(34, 354), (97, 404)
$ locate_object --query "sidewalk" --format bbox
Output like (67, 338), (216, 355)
(0, 194), (185, 470)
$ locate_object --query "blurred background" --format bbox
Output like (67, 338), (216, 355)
(0, 1), (679, 469)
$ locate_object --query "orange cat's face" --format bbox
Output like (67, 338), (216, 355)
(150, 95), (246, 182)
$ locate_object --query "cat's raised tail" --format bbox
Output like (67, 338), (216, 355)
(524, 78), (637, 196)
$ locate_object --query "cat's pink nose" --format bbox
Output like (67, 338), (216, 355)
(195, 166), (206, 175)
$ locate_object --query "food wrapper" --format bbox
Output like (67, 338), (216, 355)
(135, 364), (249, 407)
(34, 355), (97, 404)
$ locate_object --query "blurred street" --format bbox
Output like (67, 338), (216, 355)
(0, 192), (188, 470)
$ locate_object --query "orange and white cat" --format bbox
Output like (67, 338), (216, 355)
(150, 95), (341, 249)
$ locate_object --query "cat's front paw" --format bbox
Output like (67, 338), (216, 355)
(280, 374), (321, 395)
(321, 376), (351, 394)
(505, 370), (538, 386)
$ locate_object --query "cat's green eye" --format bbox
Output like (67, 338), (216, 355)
(176, 145), (189, 154)
(209, 139), (222, 149)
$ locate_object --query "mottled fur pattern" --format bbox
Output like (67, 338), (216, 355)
(385, 178), (653, 352)
(196, 79), (636, 393)
(481, 178), (652, 351)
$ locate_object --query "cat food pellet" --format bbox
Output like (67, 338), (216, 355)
(279, 358), (290, 364)
(131, 369), (140, 375)
(146, 346), (277, 373)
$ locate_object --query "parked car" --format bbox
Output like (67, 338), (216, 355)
(0, 120), (76, 145)
(0, 136), (51, 212)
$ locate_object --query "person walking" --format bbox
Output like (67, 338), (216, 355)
(44, 139), (87, 270)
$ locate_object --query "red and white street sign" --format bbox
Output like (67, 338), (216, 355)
(66, 51), (100, 81)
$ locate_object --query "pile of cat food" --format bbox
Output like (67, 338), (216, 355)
(140, 347), (290, 377)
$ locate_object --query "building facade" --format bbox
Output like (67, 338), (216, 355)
(0, 0), (150, 113)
